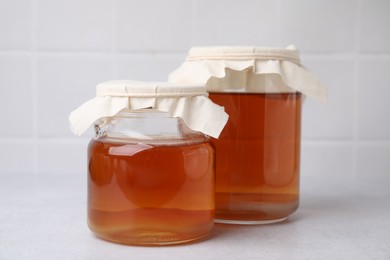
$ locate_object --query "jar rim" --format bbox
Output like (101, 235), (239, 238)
(96, 80), (207, 98)
(187, 45), (300, 64)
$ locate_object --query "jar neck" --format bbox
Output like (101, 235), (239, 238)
(94, 109), (208, 145)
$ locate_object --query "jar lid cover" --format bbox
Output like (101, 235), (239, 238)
(169, 45), (326, 101)
(69, 80), (228, 138)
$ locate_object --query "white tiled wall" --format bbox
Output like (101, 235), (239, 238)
(0, 0), (32, 50)
(36, 54), (113, 137)
(36, 0), (114, 51)
(1, 0), (389, 182)
(0, 54), (33, 136)
(194, 0), (278, 46)
(117, 0), (192, 51)
(279, 0), (357, 52)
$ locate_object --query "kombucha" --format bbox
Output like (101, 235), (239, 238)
(209, 92), (302, 223)
(88, 138), (215, 245)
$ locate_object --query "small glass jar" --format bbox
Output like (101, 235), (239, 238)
(88, 109), (215, 245)
(169, 46), (326, 224)
(69, 81), (228, 245)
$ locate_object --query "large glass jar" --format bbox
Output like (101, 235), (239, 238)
(209, 90), (301, 224)
(169, 46), (326, 224)
(69, 81), (228, 245)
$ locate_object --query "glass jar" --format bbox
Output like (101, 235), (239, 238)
(169, 46), (326, 224)
(69, 81), (228, 245)
(209, 89), (301, 224)
(88, 109), (215, 245)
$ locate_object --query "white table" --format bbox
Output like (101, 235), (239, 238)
(1, 174), (389, 260)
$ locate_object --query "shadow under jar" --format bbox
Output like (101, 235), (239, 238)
(169, 46), (326, 224)
(87, 109), (215, 245)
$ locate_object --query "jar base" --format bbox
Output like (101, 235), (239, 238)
(93, 230), (211, 246)
(214, 217), (287, 225)
(215, 193), (299, 225)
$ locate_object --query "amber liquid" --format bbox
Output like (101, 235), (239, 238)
(209, 92), (302, 222)
(88, 139), (215, 245)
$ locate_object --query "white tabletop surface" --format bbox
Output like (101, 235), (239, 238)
(1, 173), (389, 260)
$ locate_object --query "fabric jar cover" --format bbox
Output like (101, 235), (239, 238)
(69, 80), (229, 139)
(168, 45), (326, 101)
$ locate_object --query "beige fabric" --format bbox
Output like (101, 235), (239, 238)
(169, 46), (326, 101)
(69, 80), (229, 138)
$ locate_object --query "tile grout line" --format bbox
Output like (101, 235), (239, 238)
(352, 0), (362, 187)
(4, 50), (389, 58)
(275, 0), (282, 46)
(31, 0), (38, 174)
(112, 0), (118, 78)
(0, 50), (194, 56)
(190, 0), (197, 47)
